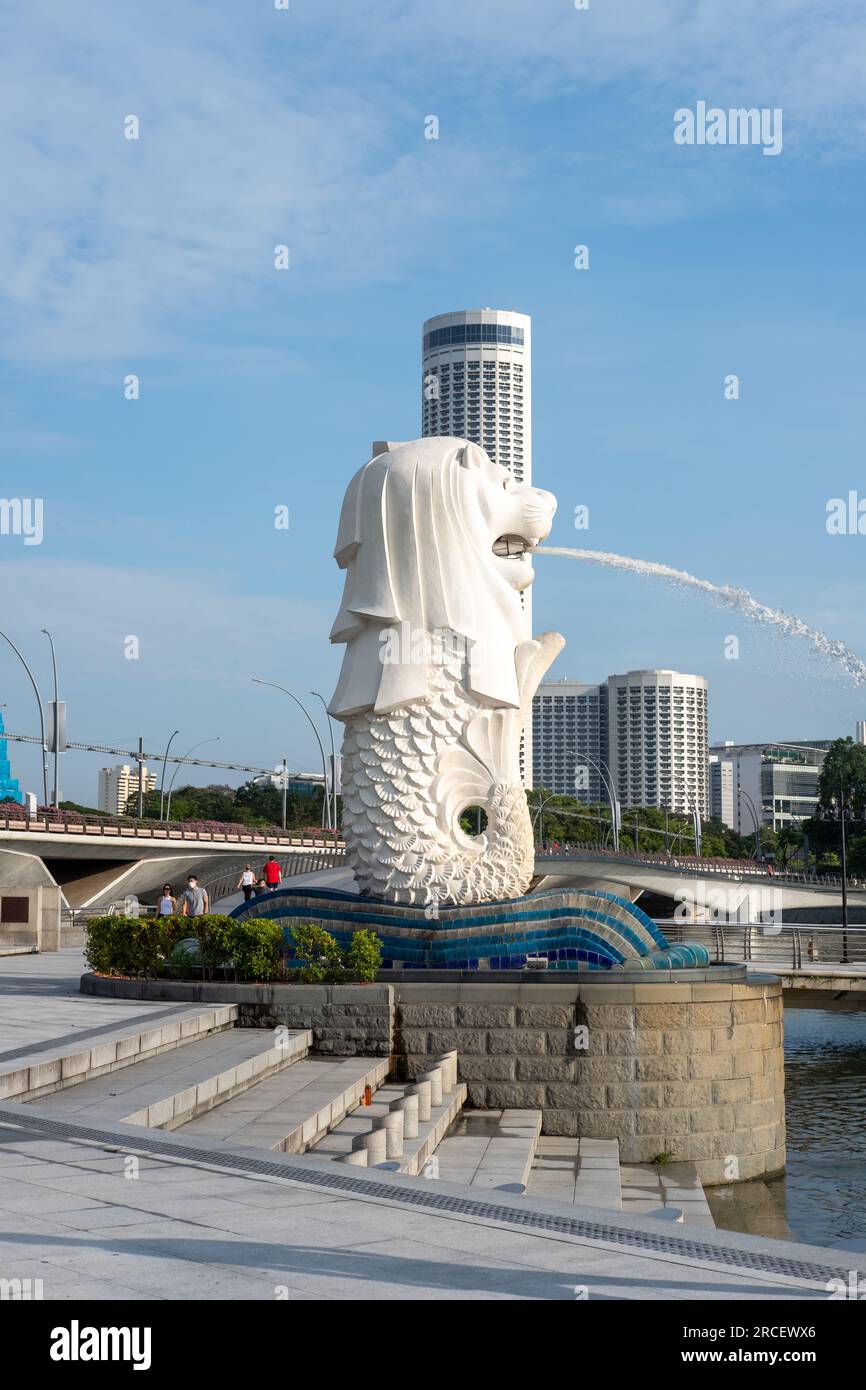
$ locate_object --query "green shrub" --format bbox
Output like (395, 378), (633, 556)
(85, 911), (382, 985)
(169, 937), (201, 977)
(289, 922), (346, 983)
(84, 915), (164, 978)
(346, 929), (382, 982)
(230, 918), (282, 981)
(191, 915), (237, 977)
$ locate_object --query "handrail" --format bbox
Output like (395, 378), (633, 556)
(660, 920), (866, 969)
(533, 842), (862, 890)
(0, 809), (345, 850)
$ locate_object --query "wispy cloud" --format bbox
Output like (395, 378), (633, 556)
(1, 1), (863, 366)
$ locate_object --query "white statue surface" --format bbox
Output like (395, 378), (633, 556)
(329, 437), (564, 906)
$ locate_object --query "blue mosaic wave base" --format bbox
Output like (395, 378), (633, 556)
(230, 885), (710, 972)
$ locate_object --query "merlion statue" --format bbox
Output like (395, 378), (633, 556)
(328, 437), (564, 905)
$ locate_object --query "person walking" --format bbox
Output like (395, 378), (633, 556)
(157, 884), (177, 916)
(236, 864), (256, 902)
(181, 874), (209, 917)
(263, 856), (282, 892)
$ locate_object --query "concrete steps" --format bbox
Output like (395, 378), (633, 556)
(0, 1004), (240, 1104)
(175, 1055), (389, 1153)
(620, 1161), (716, 1228)
(311, 1052), (466, 1176)
(20, 1026), (311, 1131)
(528, 1137), (622, 1208)
(433, 1109), (542, 1192)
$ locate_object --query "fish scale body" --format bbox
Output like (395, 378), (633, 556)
(340, 654), (533, 905)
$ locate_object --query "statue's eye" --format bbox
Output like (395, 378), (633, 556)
(502, 479), (510, 491)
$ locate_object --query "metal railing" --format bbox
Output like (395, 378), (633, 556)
(662, 920), (866, 969)
(534, 842), (863, 891)
(0, 807), (345, 851)
(202, 850), (345, 906)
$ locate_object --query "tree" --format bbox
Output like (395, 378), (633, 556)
(817, 738), (866, 821)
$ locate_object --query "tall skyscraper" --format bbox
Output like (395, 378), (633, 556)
(608, 671), (708, 816)
(421, 308), (531, 481)
(0, 712), (23, 804)
(421, 308), (534, 782)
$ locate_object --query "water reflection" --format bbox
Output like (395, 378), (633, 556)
(707, 1006), (866, 1248)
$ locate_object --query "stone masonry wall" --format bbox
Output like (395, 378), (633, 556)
(392, 977), (785, 1185)
(237, 984), (393, 1058)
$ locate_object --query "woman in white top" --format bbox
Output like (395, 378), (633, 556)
(157, 884), (177, 916)
(237, 865), (256, 902)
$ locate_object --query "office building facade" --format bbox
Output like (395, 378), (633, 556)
(98, 764), (157, 816)
(708, 755), (735, 828)
(532, 680), (608, 802)
(708, 740), (830, 833)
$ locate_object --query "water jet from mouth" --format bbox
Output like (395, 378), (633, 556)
(536, 545), (866, 688)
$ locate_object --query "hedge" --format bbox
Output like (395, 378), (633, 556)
(85, 914), (382, 983)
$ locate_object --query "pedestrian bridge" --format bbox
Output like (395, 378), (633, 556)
(3, 812), (864, 925)
(0, 810), (343, 909)
(532, 846), (866, 913)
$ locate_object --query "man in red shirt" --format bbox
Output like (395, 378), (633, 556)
(262, 856), (282, 891)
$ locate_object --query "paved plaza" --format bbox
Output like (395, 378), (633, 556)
(0, 950), (862, 1302)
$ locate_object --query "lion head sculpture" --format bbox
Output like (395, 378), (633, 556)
(328, 438), (558, 719)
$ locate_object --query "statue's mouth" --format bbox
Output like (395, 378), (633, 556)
(491, 533), (536, 591)
(492, 534), (533, 560)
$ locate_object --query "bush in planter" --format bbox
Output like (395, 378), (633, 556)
(346, 928), (382, 982)
(230, 917), (282, 981)
(169, 937), (202, 976)
(85, 915), (164, 978)
(289, 922), (346, 983)
(181, 914), (236, 978)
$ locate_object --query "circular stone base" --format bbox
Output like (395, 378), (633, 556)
(392, 971), (785, 1185)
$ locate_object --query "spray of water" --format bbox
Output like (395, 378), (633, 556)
(536, 545), (866, 688)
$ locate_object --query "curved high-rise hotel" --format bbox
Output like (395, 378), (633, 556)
(421, 309), (535, 783)
(421, 308), (532, 483)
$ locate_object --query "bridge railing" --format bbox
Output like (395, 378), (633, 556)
(0, 807), (345, 851)
(534, 843), (862, 891)
(661, 920), (866, 969)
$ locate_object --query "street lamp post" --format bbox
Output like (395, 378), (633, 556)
(310, 691), (338, 833)
(0, 629), (49, 806)
(41, 629), (61, 807)
(580, 753), (621, 853)
(739, 790), (762, 862)
(165, 738), (221, 821)
(839, 775), (850, 963)
(159, 730), (181, 822)
(531, 793), (561, 845)
(251, 679), (332, 832)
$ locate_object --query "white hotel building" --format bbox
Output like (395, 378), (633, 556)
(609, 671), (708, 816)
(533, 669), (709, 817)
(421, 308), (534, 783)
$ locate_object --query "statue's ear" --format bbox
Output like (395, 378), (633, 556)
(457, 442), (485, 470)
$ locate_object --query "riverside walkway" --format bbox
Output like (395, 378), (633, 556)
(0, 950), (863, 1302)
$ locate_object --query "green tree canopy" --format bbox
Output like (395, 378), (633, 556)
(817, 737), (866, 820)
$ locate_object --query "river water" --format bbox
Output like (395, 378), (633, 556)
(707, 1006), (866, 1249)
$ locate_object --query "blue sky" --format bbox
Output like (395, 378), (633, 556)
(2, 0), (866, 801)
